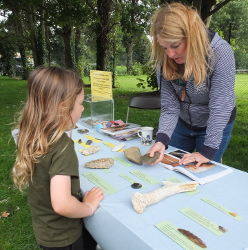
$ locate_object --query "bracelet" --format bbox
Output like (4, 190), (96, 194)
(83, 202), (94, 216)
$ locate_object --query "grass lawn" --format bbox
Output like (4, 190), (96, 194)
(0, 74), (247, 249)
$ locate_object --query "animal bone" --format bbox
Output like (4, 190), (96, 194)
(132, 181), (198, 214)
(81, 145), (100, 156)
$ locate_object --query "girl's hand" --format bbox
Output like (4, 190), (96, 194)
(179, 152), (210, 167)
(83, 187), (104, 213)
(145, 142), (166, 165)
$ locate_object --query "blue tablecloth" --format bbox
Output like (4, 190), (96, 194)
(71, 124), (248, 250)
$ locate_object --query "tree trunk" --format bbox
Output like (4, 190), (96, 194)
(27, 8), (38, 67)
(75, 27), (81, 65)
(126, 42), (133, 74)
(96, 0), (112, 71)
(36, 1), (46, 66)
(61, 25), (74, 69)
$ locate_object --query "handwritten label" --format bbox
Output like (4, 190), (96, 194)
(180, 207), (224, 236)
(155, 220), (204, 250)
(165, 177), (200, 196)
(112, 156), (133, 167)
(130, 170), (159, 185)
(119, 174), (146, 189)
(201, 197), (242, 221)
(83, 172), (118, 195)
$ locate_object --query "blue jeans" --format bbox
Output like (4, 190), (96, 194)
(169, 119), (235, 162)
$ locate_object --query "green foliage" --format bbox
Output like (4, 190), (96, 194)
(130, 62), (144, 76)
(136, 64), (158, 91)
(210, 0), (248, 69)
(115, 66), (127, 76)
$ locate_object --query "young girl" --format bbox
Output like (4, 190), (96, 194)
(12, 66), (104, 249)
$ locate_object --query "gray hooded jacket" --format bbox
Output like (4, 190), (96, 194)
(156, 32), (236, 159)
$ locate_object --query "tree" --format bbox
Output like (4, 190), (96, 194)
(159, 0), (234, 24)
(120, 0), (158, 73)
(210, 0), (248, 69)
(44, 0), (92, 70)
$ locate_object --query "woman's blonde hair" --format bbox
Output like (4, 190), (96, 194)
(150, 2), (213, 84)
(12, 66), (84, 191)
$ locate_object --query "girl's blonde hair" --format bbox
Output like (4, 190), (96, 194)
(150, 2), (213, 84)
(12, 66), (84, 191)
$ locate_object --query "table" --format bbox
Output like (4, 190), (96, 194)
(72, 124), (248, 250)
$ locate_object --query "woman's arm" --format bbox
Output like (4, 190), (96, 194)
(201, 39), (236, 159)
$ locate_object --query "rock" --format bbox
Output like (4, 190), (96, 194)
(124, 147), (143, 165)
(141, 152), (160, 164)
(81, 145), (100, 156)
(85, 158), (114, 169)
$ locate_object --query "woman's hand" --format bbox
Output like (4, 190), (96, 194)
(179, 152), (210, 167)
(146, 142), (166, 165)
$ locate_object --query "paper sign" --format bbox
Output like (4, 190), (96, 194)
(165, 177), (200, 196)
(201, 197), (242, 221)
(119, 174), (146, 189)
(180, 207), (224, 236)
(104, 142), (124, 152)
(112, 156), (133, 167)
(130, 170), (159, 185)
(90, 70), (112, 100)
(83, 172), (118, 195)
(155, 220), (204, 250)
(101, 169), (111, 173)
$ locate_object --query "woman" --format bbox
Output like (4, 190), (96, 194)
(147, 3), (236, 167)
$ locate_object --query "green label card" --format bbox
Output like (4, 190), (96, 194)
(201, 197), (242, 221)
(83, 172), (118, 195)
(130, 170), (159, 185)
(101, 169), (111, 173)
(155, 220), (205, 250)
(112, 156), (133, 167)
(165, 177), (200, 196)
(119, 174), (146, 189)
(180, 207), (224, 236)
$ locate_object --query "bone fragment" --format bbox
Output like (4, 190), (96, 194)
(81, 145), (100, 156)
(85, 158), (114, 169)
(132, 181), (198, 214)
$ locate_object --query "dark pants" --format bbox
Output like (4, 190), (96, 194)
(169, 119), (235, 162)
(40, 225), (97, 250)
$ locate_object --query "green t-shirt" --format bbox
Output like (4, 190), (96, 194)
(28, 133), (82, 247)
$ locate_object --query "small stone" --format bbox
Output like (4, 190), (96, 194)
(124, 147), (143, 165)
(85, 158), (114, 169)
(131, 183), (142, 189)
(86, 140), (92, 145)
(141, 152), (160, 164)
(77, 129), (89, 134)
